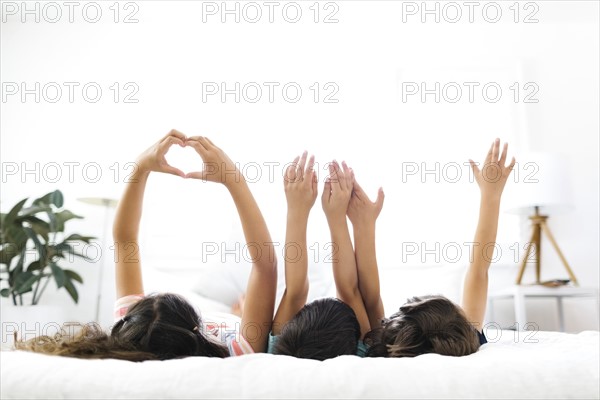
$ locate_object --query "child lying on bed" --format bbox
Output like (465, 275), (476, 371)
(269, 155), (385, 360)
(271, 139), (514, 360)
(364, 138), (515, 357)
(16, 130), (278, 360)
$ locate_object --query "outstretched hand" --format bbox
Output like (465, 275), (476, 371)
(136, 130), (187, 177)
(284, 151), (318, 216)
(347, 179), (384, 228)
(469, 138), (516, 199)
(185, 136), (242, 186)
(321, 160), (353, 222)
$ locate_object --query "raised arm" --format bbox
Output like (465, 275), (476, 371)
(272, 152), (318, 335)
(347, 178), (385, 330)
(322, 161), (370, 338)
(462, 138), (515, 331)
(185, 136), (278, 353)
(113, 130), (186, 299)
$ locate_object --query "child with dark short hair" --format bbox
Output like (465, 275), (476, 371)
(269, 155), (383, 359)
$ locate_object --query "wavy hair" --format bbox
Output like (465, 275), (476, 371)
(365, 295), (480, 358)
(15, 293), (229, 361)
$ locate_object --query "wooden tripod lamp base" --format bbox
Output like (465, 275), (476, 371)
(515, 206), (579, 286)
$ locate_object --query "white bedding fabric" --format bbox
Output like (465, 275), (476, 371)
(1, 330), (598, 399)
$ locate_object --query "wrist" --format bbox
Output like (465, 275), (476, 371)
(224, 174), (247, 191)
(287, 208), (310, 221)
(352, 221), (376, 235)
(480, 192), (502, 204)
(134, 159), (151, 174)
(326, 214), (348, 228)
(131, 165), (150, 181)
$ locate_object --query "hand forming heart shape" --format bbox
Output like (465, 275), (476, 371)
(135, 130), (242, 185)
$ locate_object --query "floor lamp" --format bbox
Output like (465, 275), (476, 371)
(78, 197), (118, 322)
(515, 205), (578, 285)
(506, 153), (578, 286)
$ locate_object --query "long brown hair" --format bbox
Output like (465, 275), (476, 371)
(15, 293), (230, 361)
(365, 295), (480, 358)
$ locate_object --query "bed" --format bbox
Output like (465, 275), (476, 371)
(2, 265), (599, 399)
(1, 329), (598, 399)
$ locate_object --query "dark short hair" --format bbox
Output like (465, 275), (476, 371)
(273, 298), (360, 360)
(365, 295), (480, 358)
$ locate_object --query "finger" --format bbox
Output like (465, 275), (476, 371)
(484, 141), (494, 164)
(305, 154), (315, 178)
(341, 161), (352, 189)
(161, 135), (185, 150)
(286, 156), (300, 181)
(341, 160), (351, 176)
(333, 160), (345, 190)
(322, 178), (332, 202)
(312, 170), (318, 194)
(327, 162), (338, 192)
(492, 138), (500, 163)
(499, 142), (508, 166)
(285, 164), (296, 182)
(185, 171), (207, 180)
(297, 151), (308, 180)
(164, 129), (187, 142)
(352, 179), (366, 199)
(197, 136), (213, 150)
(469, 159), (480, 176)
(507, 156), (516, 171)
(375, 187), (385, 211)
(186, 138), (208, 155)
(203, 137), (216, 147)
(164, 165), (185, 178)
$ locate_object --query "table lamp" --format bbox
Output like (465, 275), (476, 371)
(505, 153), (578, 286)
(77, 197), (118, 322)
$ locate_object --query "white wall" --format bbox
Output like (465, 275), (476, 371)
(1, 1), (598, 332)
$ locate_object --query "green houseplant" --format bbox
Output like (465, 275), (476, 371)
(0, 190), (95, 305)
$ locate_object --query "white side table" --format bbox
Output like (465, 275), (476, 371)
(487, 285), (599, 332)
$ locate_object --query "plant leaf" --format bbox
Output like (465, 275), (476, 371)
(23, 227), (46, 262)
(71, 251), (93, 261)
(16, 216), (51, 242)
(50, 262), (66, 288)
(0, 288), (9, 297)
(15, 272), (41, 294)
(64, 269), (83, 284)
(0, 241), (23, 266)
(8, 249), (26, 285)
(63, 275), (79, 303)
(3, 198), (28, 226)
(19, 205), (53, 218)
(27, 260), (42, 271)
(53, 210), (83, 232)
(48, 242), (93, 262)
(33, 190), (64, 208)
(63, 234), (96, 243)
(1, 224), (28, 258)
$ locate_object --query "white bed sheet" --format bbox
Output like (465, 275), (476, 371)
(1, 330), (598, 399)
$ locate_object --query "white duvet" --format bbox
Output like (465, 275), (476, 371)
(1, 330), (598, 399)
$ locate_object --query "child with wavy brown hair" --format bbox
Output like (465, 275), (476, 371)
(365, 138), (515, 357)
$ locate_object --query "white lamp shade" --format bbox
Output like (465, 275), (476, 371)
(505, 152), (574, 215)
(77, 197), (118, 208)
